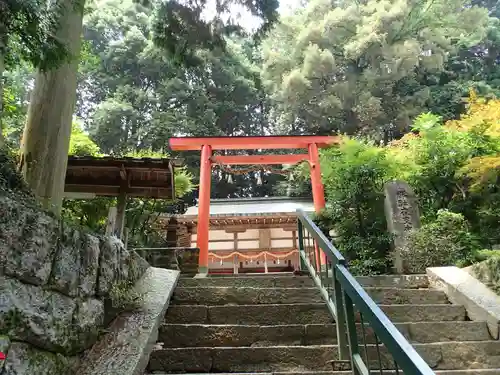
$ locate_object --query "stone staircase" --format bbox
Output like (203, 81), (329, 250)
(146, 273), (500, 374)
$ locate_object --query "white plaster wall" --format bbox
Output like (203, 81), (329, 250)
(271, 239), (293, 248)
(210, 230), (232, 240)
(239, 240), (260, 249)
(270, 228), (288, 238)
(209, 241), (234, 250)
(238, 229), (260, 239)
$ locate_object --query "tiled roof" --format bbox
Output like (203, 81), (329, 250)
(184, 197), (314, 216)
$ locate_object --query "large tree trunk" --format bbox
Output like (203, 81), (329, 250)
(0, 6), (8, 149)
(0, 42), (5, 149)
(19, 0), (85, 214)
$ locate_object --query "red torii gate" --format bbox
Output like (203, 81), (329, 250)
(169, 135), (339, 273)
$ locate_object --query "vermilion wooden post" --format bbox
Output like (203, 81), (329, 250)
(308, 142), (327, 266)
(197, 144), (212, 273)
(308, 142), (326, 211)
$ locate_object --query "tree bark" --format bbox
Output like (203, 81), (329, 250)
(19, 0), (85, 214)
(0, 8), (8, 149)
(0, 42), (5, 149)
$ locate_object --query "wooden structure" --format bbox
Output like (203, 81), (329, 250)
(64, 156), (177, 239)
(169, 135), (339, 273)
(168, 197), (315, 274)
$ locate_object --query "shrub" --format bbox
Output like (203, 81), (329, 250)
(400, 209), (479, 273)
(318, 138), (397, 275)
(470, 250), (500, 294)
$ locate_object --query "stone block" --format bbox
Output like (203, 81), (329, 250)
(127, 250), (150, 284)
(164, 305), (208, 324)
(97, 236), (122, 296)
(72, 298), (105, 353)
(49, 227), (100, 298)
(207, 304), (333, 325)
(159, 324), (306, 348)
(1, 342), (79, 375)
(148, 347), (213, 373)
(172, 287), (322, 305)
(78, 267), (180, 375)
(148, 346), (340, 373)
(407, 321), (491, 343)
(0, 276), (78, 354)
(177, 275), (315, 288)
(427, 266), (500, 339)
(384, 180), (421, 273)
(204, 345), (337, 372)
(356, 274), (429, 288)
(371, 303), (466, 322)
(0, 198), (58, 286)
(365, 287), (448, 304)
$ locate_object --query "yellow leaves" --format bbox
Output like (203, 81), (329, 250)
(387, 132), (419, 149)
(446, 89), (500, 137)
(445, 90), (500, 189)
(459, 155), (500, 189)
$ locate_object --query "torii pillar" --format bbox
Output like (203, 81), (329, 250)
(169, 136), (338, 274)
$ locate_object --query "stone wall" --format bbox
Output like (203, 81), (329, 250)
(0, 195), (150, 375)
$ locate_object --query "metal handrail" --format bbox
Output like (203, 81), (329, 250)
(297, 209), (434, 375)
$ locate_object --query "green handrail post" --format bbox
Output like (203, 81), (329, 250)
(297, 220), (307, 271)
(333, 265), (349, 360)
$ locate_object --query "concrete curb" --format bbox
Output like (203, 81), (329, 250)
(78, 267), (180, 375)
(427, 266), (500, 339)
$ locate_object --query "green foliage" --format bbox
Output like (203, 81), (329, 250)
(69, 121), (100, 156)
(474, 249), (500, 262)
(400, 210), (480, 273)
(317, 138), (396, 275)
(80, 0), (278, 198)
(152, 0), (278, 66)
(2, 0), (69, 71)
(261, 0), (489, 138)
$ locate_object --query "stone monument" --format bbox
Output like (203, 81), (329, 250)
(384, 180), (421, 273)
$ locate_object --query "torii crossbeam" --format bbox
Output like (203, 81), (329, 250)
(169, 135), (339, 273)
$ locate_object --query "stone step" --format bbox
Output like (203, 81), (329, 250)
(164, 303), (466, 325)
(158, 321), (491, 348)
(146, 370), (500, 375)
(178, 276), (315, 288)
(171, 287), (448, 305)
(147, 341), (500, 372)
(177, 274), (429, 289)
(356, 274), (429, 289)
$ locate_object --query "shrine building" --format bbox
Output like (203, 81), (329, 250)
(174, 197), (314, 274)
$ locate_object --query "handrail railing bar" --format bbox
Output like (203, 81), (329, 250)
(299, 249), (337, 314)
(296, 209), (345, 264)
(344, 291), (362, 371)
(353, 353), (371, 375)
(335, 264), (434, 374)
(333, 266), (350, 359)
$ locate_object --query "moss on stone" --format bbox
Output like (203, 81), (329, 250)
(472, 256), (500, 294)
(0, 308), (22, 335)
(109, 280), (143, 312)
